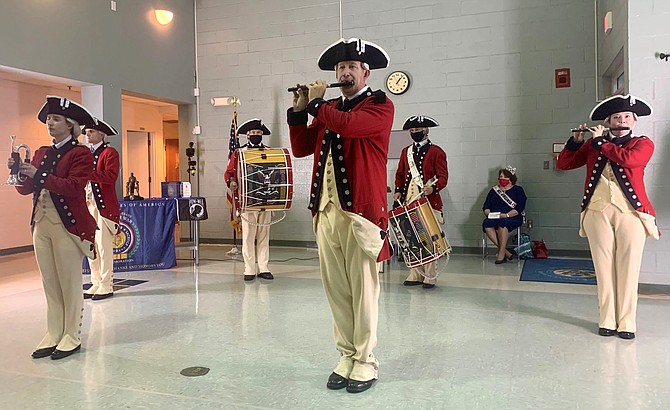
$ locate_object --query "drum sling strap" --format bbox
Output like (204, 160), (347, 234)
(407, 144), (424, 191)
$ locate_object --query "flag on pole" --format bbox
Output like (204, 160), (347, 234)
(226, 110), (242, 234)
(228, 110), (239, 161)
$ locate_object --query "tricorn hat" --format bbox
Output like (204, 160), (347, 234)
(589, 94), (652, 121)
(402, 115), (440, 130)
(83, 118), (118, 136)
(237, 118), (271, 135)
(317, 38), (390, 71)
(37, 95), (95, 126)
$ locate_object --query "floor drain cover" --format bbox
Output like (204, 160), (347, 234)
(180, 366), (210, 377)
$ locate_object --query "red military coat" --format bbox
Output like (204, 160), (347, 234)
(16, 140), (97, 245)
(288, 88), (394, 262)
(394, 142), (449, 211)
(557, 134), (656, 217)
(91, 143), (120, 224)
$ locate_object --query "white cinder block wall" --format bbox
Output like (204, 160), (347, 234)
(194, 0), (669, 282)
(627, 0), (670, 283)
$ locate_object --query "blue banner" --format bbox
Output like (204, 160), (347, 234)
(83, 198), (177, 273)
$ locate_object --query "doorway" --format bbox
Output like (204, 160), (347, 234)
(121, 93), (180, 198)
(165, 138), (180, 182)
(126, 130), (151, 198)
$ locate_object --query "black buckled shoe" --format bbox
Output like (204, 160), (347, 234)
(243, 275), (256, 282)
(326, 372), (348, 390)
(618, 331), (635, 340)
(32, 346), (56, 359)
(257, 272), (274, 280)
(51, 345), (81, 360)
(403, 280), (423, 286)
(346, 378), (376, 393)
(92, 293), (113, 301)
(598, 328), (616, 337)
(83, 293), (94, 299)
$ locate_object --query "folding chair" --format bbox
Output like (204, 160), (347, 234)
(482, 212), (525, 259)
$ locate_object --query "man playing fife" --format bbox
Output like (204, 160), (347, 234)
(288, 38), (394, 393)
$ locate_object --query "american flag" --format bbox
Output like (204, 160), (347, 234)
(228, 110), (239, 160)
(226, 110), (242, 233)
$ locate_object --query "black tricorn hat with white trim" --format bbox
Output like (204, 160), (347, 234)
(402, 115), (440, 130)
(237, 118), (271, 135)
(37, 95), (95, 125)
(317, 38), (390, 71)
(589, 94), (653, 121)
(82, 118), (119, 136)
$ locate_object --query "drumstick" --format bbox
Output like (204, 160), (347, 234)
(424, 176), (438, 188)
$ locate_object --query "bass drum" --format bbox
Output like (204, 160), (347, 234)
(237, 148), (293, 212)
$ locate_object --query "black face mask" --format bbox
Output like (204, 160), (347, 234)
(410, 131), (425, 143)
(249, 135), (262, 145)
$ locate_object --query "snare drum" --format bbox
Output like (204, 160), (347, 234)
(237, 148), (293, 212)
(388, 197), (450, 268)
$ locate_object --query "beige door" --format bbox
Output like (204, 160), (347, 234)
(165, 139), (180, 182)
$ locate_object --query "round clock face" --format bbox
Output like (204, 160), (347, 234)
(386, 71), (410, 95)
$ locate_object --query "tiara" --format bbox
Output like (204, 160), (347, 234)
(505, 165), (516, 175)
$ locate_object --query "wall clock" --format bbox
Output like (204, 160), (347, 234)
(385, 71), (411, 95)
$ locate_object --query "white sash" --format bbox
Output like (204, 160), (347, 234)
(407, 144), (423, 190)
(493, 185), (516, 208)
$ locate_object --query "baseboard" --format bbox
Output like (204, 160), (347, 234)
(193, 239), (591, 259)
(457, 246), (591, 259)
(195, 238), (318, 249)
(0, 245), (34, 256)
(538, 248), (591, 258)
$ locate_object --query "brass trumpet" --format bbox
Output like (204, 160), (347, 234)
(7, 135), (30, 186)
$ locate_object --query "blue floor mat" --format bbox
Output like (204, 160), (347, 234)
(520, 258), (596, 285)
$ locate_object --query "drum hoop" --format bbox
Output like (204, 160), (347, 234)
(390, 196), (426, 217)
(239, 210), (287, 227)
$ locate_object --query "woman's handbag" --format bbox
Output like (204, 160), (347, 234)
(532, 240), (549, 259)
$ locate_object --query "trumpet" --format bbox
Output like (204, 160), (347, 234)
(7, 135), (30, 186)
(287, 81), (354, 92)
(570, 126), (630, 133)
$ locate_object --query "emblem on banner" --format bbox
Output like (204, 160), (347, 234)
(114, 212), (141, 260)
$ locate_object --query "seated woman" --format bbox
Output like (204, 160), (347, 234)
(482, 166), (527, 264)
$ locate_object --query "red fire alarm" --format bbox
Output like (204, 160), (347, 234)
(555, 68), (571, 88)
